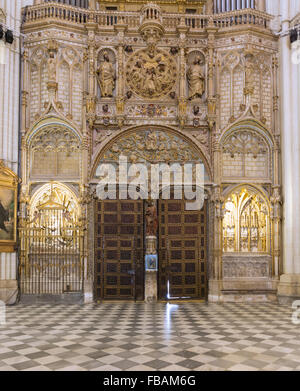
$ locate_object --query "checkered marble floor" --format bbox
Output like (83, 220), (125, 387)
(0, 302), (299, 371)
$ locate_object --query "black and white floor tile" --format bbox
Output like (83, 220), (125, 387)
(0, 302), (299, 371)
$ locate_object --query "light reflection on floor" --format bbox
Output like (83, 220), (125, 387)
(0, 302), (298, 371)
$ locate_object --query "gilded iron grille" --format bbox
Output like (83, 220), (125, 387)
(19, 207), (84, 295)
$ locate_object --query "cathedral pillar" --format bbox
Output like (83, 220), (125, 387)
(277, 6), (300, 302)
(209, 181), (224, 302)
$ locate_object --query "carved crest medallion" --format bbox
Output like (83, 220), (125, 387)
(125, 48), (177, 99)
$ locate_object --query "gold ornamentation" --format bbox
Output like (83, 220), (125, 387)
(0, 162), (19, 252)
(125, 48), (177, 99)
(223, 189), (269, 253)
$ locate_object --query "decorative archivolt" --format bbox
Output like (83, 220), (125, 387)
(30, 125), (80, 153)
(222, 130), (268, 158)
(100, 129), (201, 165)
(30, 182), (79, 221)
(221, 126), (271, 180)
(223, 188), (270, 254)
(29, 124), (81, 179)
(93, 127), (211, 182)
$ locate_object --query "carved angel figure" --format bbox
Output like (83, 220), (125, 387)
(97, 51), (116, 97)
(187, 56), (205, 100)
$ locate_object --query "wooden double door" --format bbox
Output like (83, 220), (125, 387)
(94, 198), (207, 301)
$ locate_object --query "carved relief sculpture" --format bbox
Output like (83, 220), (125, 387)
(126, 48), (177, 99)
(47, 52), (57, 82)
(97, 51), (116, 97)
(187, 56), (205, 100)
(145, 201), (158, 236)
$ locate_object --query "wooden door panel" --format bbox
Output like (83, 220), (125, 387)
(94, 200), (144, 300)
(159, 198), (207, 300)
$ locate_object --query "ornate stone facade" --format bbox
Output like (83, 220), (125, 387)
(18, 0), (282, 303)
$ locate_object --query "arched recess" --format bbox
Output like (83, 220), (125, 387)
(26, 116), (82, 181)
(29, 46), (49, 123)
(220, 119), (274, 183)
(29, 182), (80, 220)
(20, 182), (83, 296)
(222, 184), (271, 255)
(90, 125), (212, 185)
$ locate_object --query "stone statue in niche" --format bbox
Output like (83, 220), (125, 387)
(47, 52), (57, 82)
(97, 51), (116, 97)
(145, 201), (158, 236)
(187, 56), (205, 100)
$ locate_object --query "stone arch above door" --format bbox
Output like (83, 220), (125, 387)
(91, 126), (212, 183)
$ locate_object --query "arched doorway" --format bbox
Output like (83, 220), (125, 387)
(91, 126), (211, 301)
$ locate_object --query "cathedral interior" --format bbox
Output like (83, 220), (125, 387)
(0, 0), (300, 373)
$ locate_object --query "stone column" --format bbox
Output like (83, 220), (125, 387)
(144, 201), (158, 303)
(276, 1), (300, 303)
(208, 183), (224, 302)
(0, 0), (28, 304)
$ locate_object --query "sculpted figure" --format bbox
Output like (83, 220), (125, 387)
(97, 51), (116, 97)
(145, 202), (158, 236)
(47, 53), (56, 82)
(187, 56), (205, 100)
